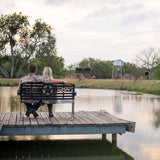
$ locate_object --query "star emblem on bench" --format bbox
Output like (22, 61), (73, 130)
(42, 84), (57, 96)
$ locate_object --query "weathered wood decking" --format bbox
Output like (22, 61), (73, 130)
(0, 111), (135, 139)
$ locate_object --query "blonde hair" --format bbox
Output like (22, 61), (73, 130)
(43, 67), (53, 79)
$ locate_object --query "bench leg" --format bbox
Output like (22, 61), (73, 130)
(72, 102), (75, 120)
(20, 102), (22, 120)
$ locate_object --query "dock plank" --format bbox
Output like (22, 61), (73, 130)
(84, 111), (108, 124)
(99, 111), (127, 123)
(64, 112), (81, 124)
(30, 116), (38, 126)
(59, 112), (74, 125)
(23, 113), (30, 126)
(44, 112), (54, 125)
(0, 112), (5, 123)
(92, 111), (116, 124)
(74, 112), (91, 124)
(36, 112), (45, 125)
(1, 112), (11, 125)
(46, 112), (59, 125)
(16, 113), (23, 126)
(40, 112), (52, 125)
(78, 111), (96, 124)
(54, 112), (67, 125)
(8, 112), (17, 126)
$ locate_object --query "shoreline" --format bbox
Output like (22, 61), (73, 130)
(0, 78), (160, 96)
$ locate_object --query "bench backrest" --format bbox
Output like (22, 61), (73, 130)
(20, 82), (76, 103)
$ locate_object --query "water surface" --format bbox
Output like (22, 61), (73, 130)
(0, 87), (160, 160)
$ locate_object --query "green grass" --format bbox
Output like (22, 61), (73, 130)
(1, 78), (160, 95)
(67, 79), (160, 95)
(0, 78), (19, 86)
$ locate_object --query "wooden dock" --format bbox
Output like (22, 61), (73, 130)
(0, 111), (135, 142)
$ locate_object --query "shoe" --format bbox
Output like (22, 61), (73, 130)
(49, 112), (53, 118)
(31, 110), (39, 118)
(25, 111), (30, 117)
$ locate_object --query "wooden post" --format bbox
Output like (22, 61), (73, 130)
(112, 133), (117, 145)
(72, 102), (74, 120)
(20, 102), (22, 119)
(102, 134), (106, 140)
(0, 125), (3, 132)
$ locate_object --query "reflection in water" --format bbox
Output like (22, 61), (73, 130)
(113, 94), (123, 114)
(1, 87), (160, 160)
(0, 140), (133, 160)
(153, 108), (160, 128)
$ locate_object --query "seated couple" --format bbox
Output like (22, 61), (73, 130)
(18, 64), (69, 118)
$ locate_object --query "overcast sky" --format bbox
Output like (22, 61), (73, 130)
(1, 0), (160, 66)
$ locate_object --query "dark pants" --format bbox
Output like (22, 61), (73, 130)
(25, 102), (41, 114)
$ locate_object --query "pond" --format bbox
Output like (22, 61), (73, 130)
(0, 87), (160, 160)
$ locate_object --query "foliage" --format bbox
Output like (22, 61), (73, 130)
(0, 12), (56, 78)
(136, 47), (160, 79)
(124, 62), (145, 80)
(78, 57), (113, 79)
(34, 55), (65, 78)
(151, 64), (160, 79)
(67, 58), (147, 80)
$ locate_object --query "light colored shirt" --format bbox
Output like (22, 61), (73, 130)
(17, 73), (51, 95)
(20, 73), (51, 83)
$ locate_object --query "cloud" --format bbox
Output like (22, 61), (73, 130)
(45, 0), (69, 6)
(1, 0), (160, 66)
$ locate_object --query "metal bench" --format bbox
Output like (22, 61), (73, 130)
(19, 82), (76, 118)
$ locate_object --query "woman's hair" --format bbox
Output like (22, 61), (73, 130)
(43, 67), (53, 79)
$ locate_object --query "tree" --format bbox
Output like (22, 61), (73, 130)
(0, 12), (56, 78)
(136, 47), (160, 78)
(124, 62), (144, 80)
(79, 57), (113, 79)
(34, 55), (65, 78)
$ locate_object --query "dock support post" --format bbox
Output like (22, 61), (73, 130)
(112, 134), (117, 145)
(72, 102), (74, 120)
(20, 102), (22, 119)
(0, 125), (3, 132)
(102, 134), (107, 141)
(102, 134), (106, 140)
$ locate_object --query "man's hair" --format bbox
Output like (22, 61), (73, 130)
(29, 65), (37, 73)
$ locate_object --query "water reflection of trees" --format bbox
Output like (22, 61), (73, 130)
(153, 108), (160, 128)
(0, 95), (25, 112)
(0, 140), (134, 160)
(113, 95), (123, 114)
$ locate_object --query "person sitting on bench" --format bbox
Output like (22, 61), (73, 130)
(17, 64), (69, 118)
(42, 67), (55, 118)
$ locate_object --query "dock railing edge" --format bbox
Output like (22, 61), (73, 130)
(100, 110), (136, 133)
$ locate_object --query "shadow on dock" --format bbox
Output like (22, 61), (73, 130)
(0, 139), (134, 160)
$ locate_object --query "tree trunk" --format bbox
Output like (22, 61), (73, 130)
(10, 38), (15, 78)
(15, 58), (40, 78)
(0, 64), (9, 78)
(15, 62), (26, 78)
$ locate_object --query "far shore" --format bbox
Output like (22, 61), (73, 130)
(0, 78), (160, 96)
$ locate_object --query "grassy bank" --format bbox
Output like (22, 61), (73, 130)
(1, 78), (160, 95)
(67, 79), (160, 95)
(0, 79), (19, 86)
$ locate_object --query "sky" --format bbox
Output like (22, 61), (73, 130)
(1, 0), (160, 66)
